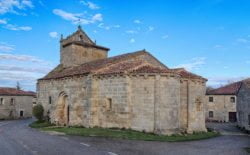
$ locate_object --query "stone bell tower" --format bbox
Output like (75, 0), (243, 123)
(60, 26), (110, 67)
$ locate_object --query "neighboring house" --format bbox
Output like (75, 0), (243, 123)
(237, 79), (250, 131)
(206, 79), (250, 131)
(205, 82), (240, 122)
(37, 26), (207, 135)
(0, 87), (36, 120)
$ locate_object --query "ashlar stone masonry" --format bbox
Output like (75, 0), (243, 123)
(37, 26), (207, 135)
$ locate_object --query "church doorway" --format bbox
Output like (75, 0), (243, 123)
(56, 92), (70, 126)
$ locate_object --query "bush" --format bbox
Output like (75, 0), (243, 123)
(33, 104), (44, 121)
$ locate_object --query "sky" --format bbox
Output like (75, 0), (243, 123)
(0, 0), (250, 91)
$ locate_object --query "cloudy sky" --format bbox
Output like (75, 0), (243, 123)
(0, 0), (250, 91)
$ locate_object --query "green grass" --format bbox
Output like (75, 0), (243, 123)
(29, 120), (54, 128)
(39, 126), (220, 142)
(245, 147), (250, 153)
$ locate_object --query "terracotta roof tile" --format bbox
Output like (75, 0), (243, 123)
(0, 87), (36, 96)
(40, 50), (159, 80)
(40, 51), (205, 81)
(171, 68), (206, 80)
(207, 82), (242, 95)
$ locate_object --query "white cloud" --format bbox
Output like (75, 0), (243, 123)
(214, 44), (223, 49)
(236, 38), (249, 43)
(0, 19), (7, 24)
(134, 19), (141, 24)
(0, 0), (34, 15)
(148, 26), (154, 31)
(0, 52), (55, 91)
(0, 43), (15, 52)
(0, 53), (45, 63)
(162, 35), (169, 39)
(126, 30), (138, 34)
(113, 25), (120, 28)
(98, 23), (110, 30)
(5, 24), (32, 31)
(80, 1), (100, 10)
(175, 57), (206, 71)
(53, 9), (103, 25)
(92, 13), (103, 22)
(49, 32), (58, 38)
(130, 38), (135, 43)
(98, 23), (120, 30)
(207, 76), (246, 88)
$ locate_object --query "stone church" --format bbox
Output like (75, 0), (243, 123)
(37, 26), (207, 135)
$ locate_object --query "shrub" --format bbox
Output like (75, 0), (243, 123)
(33, 104), (44, 121)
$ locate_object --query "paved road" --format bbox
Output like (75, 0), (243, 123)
(0, 119), (249, 155)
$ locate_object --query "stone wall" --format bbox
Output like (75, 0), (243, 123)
(60, 44), (107, 67)
(0, 95), (33, 119)
(237, 82), (250, 131)
(37, 73), (207, 135)
(186, 80), (207, 133)
(37, 76), (92, 126)
(205, 95), (236, 122)
(91, 75), (131, 128)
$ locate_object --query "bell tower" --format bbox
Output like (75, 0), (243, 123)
(60, 26), (109, 67)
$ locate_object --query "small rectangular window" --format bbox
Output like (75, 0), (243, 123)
(10, 98), (14, 105)
(248, 115), (250, 126)
(209, 111), (214, 118)
(230, 97), (235, 103)
(0, 98), (4, 105)
(20, 110), (24, 117)
(209, 97), (213, 102)
(107, 98), (112, 110)
(49, 96), (52, 104)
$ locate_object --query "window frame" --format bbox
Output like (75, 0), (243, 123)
(10, 98), (14, 105)
(0, 98), (4, 105)
(209, 96), (214, 102)
(230, 97), (235, 103)
(248, 115), (250, 126)
(49, 96), (52, 104)
(209, 111), (214, 118)
(107, 98), (112, 111)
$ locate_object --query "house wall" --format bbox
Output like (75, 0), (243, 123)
(237, 82), (250, 131)
(0, 95), (33, 119)
(205, 95), (236, 122)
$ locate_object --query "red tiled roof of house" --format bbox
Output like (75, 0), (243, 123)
(206, 81), (242, 95)
(0, 87), (36, 96)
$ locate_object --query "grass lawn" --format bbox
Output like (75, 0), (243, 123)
(33, 124), (220, 142)
(29, 120), (54, 128)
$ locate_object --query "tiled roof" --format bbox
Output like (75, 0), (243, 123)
(206, 81), (242, 95)
(39, 50), (205, 81)
(0, 87), (36, 96)
(171, 68), (207, 80)
(40, 50), (167, 80)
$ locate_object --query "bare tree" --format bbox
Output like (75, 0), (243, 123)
(16, 81), (21, 90)
(206, 86), (214, 93)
